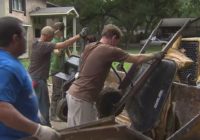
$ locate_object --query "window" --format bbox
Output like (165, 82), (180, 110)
(9, 0), (26, 15)
(12, 0), (23, 11)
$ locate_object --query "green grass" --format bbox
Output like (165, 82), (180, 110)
(112, 62), (132, 71)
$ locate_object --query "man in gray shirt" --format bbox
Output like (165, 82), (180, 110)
(29, 26), (87, 126)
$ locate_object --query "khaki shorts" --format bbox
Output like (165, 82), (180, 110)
(66, 94), (97, 127)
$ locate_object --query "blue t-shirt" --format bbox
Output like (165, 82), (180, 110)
(0, 50), (40, 140)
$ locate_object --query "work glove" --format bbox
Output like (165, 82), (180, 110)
(79, 27), (88, 38)
(33, 124), (61, 140)
(153, 51), (165, 60)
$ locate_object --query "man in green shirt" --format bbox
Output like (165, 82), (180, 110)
(50, 22), (71, 120)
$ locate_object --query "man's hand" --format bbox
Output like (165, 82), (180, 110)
(79, 27), (88, 38)
(54, 49), (62, 55)
(33, 124), (61, 140)
(153, 51), (165, 60)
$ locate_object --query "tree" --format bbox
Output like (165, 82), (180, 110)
(49, 0), (182, 49)
(179, 0), (200, 17)
(49, 0), (113, 35)
(108, 0), (181, 48)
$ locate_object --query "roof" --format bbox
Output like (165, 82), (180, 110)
(160, 18), (195, 27)
(29, 7), (79, 18)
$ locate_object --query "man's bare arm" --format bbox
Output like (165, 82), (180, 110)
(0, 102), (38, 135)
(55, 35), (80, 50)
(125, 52), (163, 64)
(55, 27), (88, 50)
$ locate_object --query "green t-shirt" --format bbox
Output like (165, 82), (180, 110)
(50, 37), (66, 74)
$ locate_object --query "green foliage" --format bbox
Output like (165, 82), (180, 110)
(48, 0), (199, 48)
(179, 0), (200, 17)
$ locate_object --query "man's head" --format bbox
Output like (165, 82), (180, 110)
(101, 24), (123, 46)
(40, 26), (54, 42)
(53, 22), (65, 32)
(52, 22), (64, 39)
(0, 16), (26, 57)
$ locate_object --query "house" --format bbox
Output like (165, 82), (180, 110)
(0, 0), (79, 58)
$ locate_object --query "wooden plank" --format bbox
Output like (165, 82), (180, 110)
(58, 116), (116, 133)
(167, 113), (200, 140)
(61, 124), (152, 140)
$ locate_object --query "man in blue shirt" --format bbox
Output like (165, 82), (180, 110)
(0, 16), (60, 140)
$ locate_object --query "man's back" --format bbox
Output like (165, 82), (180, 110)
(68, 42), (128, 102)
(29, 40), (55, 80)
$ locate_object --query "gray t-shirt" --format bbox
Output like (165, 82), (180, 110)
(28, 40), (55, 80)
(68, 42), (129, 102)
